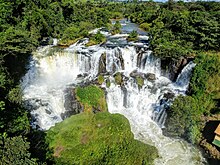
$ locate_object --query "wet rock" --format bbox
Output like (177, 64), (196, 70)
(98, 52), (107, 74)
(77, 73), (89, 78)
(130, 70), (145, 79)
(163, 92), (175, 100)
(121, 86), (128, 107)
(145, 73), (156, 81)
(113, 48), (125, 71)
(161, 56), (193, 81)
(62, 88), (83, 120)
(92, 107), (102, 114)
(137, 53), (143, 68)
(45, 109), (52, 115)
(130, 70), (138, 78)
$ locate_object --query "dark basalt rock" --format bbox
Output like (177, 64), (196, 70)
(98, 52), (107, 74)
(61, 88), (83, 120)
(163, 92), (175, 100)
(114, 47), (125, 70)
(161, 56), (193, 82)
(77, 73), (89, 78)
(130, 70), (144, 78)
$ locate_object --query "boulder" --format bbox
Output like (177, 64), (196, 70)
(130, 70), (146, 79)
(145, 73), (156, 81)
(163, 92), (175, 100)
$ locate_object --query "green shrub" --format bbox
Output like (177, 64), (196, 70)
(127, 30), (138, 41)
(165, 95), (202, 143)
(86, 31), (106, 46)
(112, 20), (121, 34)
(140, 23), (151, 31)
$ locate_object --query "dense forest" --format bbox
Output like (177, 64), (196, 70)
(0, 0), (220, 164)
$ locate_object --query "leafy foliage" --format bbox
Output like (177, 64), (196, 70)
(128, 1), (220, 59)
(127, 30), (138, 41)
(0, 136), (37, 165)
(86, 31), (106, 46)
(166, 52), (220, 144)
(112, 20), (122, 34)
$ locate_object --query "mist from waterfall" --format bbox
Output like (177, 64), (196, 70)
(21, 30), (205, 164)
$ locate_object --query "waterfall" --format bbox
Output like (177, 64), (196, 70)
(21, 32), (205, 164)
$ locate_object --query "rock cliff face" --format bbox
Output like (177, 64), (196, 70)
(161, 57), (193, 81)
(98, 52), (107, 74)
(62, 88), (83, 119)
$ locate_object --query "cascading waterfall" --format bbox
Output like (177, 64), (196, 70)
(21, 30), (205, 164)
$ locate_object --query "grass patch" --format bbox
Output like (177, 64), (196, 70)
(46, 112), (158, 164)
(75, 85), (107, 112)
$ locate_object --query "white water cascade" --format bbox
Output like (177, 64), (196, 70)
(21, 33), (205, 164)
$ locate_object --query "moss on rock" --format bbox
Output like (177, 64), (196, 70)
(75, 85), (107, 112)
(46, 112), (158, 165)
(106, 78), (111, 88)
(136, 76), (144, 88)
(114, 72), (123, 85)
(97, 75), (105, 85)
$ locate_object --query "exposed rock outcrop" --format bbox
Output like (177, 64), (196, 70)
(146, 73), (156, 81)
(98, 52), (107, 74)
(62, 88), (83, 119)
(161, 56), (194, 81)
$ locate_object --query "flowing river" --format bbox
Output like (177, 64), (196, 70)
(21, 21), (206, 164)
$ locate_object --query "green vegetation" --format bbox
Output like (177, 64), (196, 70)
(128, 1), (220, 60)
(46, 112), (158, 165)
(0, 136), (37, 164)
(136, 76), (144, 88)
(75, 85), (107, 112)
(112, 20), (122, 34)
(114, 72), (123, 85)
(127, 30), (138, 41)
(140, 22), (151, 32)
(106, 78), (111, 88)
(166, 52), (220, 144)
(86, 31), (106, 46)
(97, 75), (105, 85)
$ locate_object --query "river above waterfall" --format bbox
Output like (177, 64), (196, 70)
(21, 23), (206, 164)
(112, 19), (148, 35)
